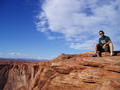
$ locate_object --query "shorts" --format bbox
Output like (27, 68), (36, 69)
(97, 45), (110, 52)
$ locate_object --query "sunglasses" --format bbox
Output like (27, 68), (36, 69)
(99, 33), (103, 35)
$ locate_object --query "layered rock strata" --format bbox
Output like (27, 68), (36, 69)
(0, 51), (120, 90)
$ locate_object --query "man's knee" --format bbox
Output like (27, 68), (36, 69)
(108, 42), (113, 47)
(95, 44), (99, 47)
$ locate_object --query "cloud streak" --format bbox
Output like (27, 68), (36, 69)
(0, 52), (48, 60)
(36, 0), (120, 51)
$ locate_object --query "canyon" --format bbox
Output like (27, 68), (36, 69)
(0, 51), (120, 90)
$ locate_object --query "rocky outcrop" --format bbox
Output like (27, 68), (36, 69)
(0, 51), (120, 90)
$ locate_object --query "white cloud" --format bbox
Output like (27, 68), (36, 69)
(0, 52), (48, 60)
(70, 39), (98, 50)
(36, 0), (120, 51)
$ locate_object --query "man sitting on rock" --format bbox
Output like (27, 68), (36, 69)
(94, 30), (114, 57)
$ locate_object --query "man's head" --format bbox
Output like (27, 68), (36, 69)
(99, 30), (104, 37)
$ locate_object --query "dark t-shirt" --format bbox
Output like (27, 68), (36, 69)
(99, 36), (111, 46)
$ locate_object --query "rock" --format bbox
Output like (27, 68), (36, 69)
(0, 51), (120, 90)
(78, 51), (120, 57)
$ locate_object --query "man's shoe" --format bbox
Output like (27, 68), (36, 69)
(93, 53), (97, 57)
(110, 53), (114, 56)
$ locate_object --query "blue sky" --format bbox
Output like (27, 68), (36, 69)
(0, 0), (82, 59)
(0, 0), (120, 60)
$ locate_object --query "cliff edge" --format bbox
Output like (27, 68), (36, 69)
(0, 51), (120, 90)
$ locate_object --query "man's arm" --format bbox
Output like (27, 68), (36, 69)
(103, 41), (111, 49)
(104, 41), (111, 46)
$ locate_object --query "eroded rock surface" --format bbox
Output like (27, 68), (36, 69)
(0, 51), (120, 90)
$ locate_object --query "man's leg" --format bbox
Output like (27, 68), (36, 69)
(94, 44), (100, 57)
(108, 42), (114, 56)
(94, 44), (99, 53)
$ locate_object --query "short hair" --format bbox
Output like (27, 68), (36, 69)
(99, 30), (104, 34)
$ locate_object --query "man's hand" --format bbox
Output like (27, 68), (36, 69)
(102, 41), (111, 49)
(102, 44), (106, 49)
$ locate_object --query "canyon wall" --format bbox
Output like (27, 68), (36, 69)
(0, 51), (120, 90)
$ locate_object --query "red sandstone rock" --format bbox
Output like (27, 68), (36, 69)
(0, 51), (120, 90)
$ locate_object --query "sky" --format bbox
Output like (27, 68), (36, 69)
(0, 0), (120, 60)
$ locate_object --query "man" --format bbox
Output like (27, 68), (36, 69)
(94, 30), (114, 57)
